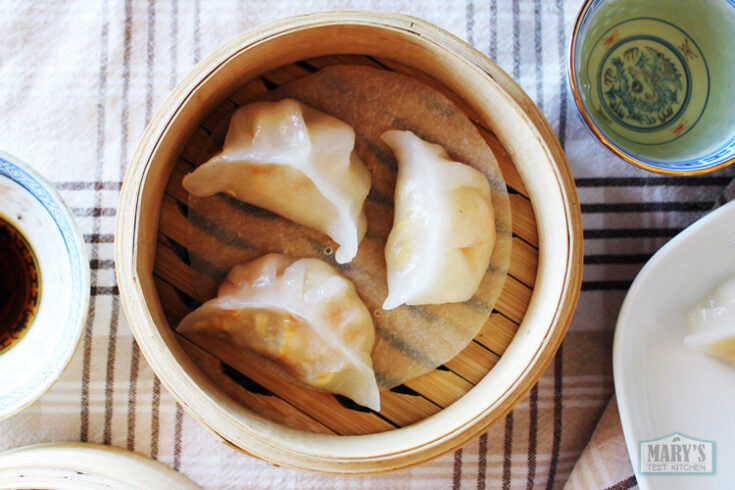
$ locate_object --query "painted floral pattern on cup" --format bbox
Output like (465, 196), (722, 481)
(602, 44), (686, 128)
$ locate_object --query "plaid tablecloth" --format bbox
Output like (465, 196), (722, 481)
(1, 1), (733, 488)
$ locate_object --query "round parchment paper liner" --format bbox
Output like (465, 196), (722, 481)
(186, 65), (512, 389)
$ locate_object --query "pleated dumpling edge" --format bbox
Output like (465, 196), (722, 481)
(182, 99), (371, 264)
(380, 129), (496, 310)
(176, 253), (381, 411)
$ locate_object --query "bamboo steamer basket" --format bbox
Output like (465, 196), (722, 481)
(115, 11), (583, 474)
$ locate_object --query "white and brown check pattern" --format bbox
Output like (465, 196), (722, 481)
(0, 1), (733, 488)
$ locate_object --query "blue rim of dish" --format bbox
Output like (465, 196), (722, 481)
(0, 153), (90, 419)
(568, 0), (735, 174)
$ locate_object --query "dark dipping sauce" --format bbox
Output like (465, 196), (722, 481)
(0, 215), (40, 354)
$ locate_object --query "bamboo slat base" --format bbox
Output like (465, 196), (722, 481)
(153, 55), (539, 436)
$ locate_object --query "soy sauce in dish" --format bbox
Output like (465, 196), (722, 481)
(0, 214), (40, 354)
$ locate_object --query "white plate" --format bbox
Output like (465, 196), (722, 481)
(0, 442), (199, 489)
(614, 199), (735, 490)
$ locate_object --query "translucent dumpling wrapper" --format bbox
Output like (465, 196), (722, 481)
(176, 253), (380, 411)
(185, 65), (513, 390)
(685, 277), (735, 367)
(381, 130), (495, 309)
(182, 99), (371, 264)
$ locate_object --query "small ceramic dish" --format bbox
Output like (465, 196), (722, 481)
(569, 0), (735, 174)
(614, 200), (735, 489)
(0, 442), (199, 489)
(0, 152), (89, 420)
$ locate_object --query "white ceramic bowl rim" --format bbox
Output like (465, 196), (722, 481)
(0, 442), (198, 489)
(0, 152), (90, 420)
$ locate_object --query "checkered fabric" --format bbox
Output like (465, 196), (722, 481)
(0, 1), (733, 488)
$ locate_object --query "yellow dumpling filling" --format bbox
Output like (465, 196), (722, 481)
(210, 308), (342, 386)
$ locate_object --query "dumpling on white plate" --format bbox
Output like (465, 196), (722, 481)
(182, 99), (371, 264)
(381, 130), (495, 310)
(176, 253), (380, 411)
(685, 276), (735, 367)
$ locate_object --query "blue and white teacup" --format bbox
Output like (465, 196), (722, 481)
(569, 0), (735, 174)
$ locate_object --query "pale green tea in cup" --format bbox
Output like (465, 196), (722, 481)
(571, 0), (735, 173)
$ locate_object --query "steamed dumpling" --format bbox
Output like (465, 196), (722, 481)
(182, 99), (371, 264)
(381, 130), (495, 310)
(176, 253), (380, 411)
(685, 277), (735, 367)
